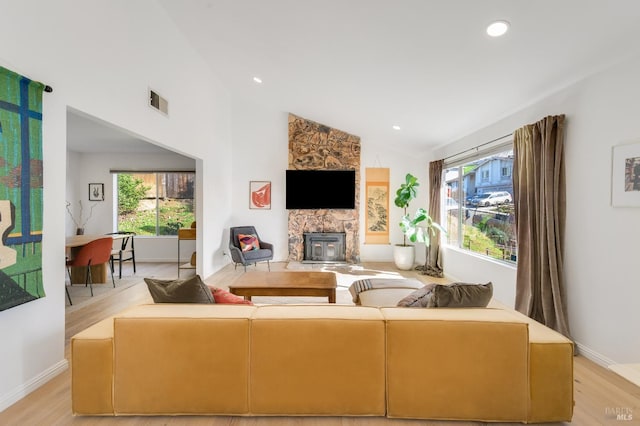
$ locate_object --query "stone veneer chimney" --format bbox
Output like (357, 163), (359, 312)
(287, 114), (360, 262)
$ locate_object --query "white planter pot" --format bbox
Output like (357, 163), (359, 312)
(393, 245), (415, 270)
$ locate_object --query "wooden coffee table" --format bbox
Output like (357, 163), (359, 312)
(229, 271), (337, 303)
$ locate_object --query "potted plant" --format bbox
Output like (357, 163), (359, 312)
(66, 200), (97, 235)
(400, 207), (446, 276)
(393, 173), (419, 270)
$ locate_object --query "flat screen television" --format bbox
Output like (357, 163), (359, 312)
(286, 169), (355, 209)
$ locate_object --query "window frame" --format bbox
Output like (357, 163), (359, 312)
(112, 170), (196, 237)
(442, 139), (517, 265)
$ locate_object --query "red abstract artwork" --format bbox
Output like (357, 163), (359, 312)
(250, 181), (271, 209)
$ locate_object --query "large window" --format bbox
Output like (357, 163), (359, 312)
(114, 172), (195, 236)
(443, 147), (517, 263)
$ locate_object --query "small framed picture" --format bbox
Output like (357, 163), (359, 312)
(249, 181), (271, 209)
(89, 183), (104, 201)
(612, 142), (640, 207)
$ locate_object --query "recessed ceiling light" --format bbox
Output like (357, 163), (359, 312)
(252, 76), (263, 84)
(486, 20), (510, 37)
(392, 125), (401, 130)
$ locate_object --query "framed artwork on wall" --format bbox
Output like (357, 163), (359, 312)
(611, 142), (640, 207)
(250, 181), (271, 209)
(89, 183), (104, 201)
(365, 168), (390, 244)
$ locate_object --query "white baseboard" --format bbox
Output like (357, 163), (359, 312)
(135, 258), (176, 263)
(608, 364), (640, 387)
(0, 359), (68, 412)
(443, 272), (462, 283)
(577, 343), (640, 386)
(574, 340), (616, 367)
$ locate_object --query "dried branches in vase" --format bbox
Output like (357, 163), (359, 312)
(66, 200), (97, 235)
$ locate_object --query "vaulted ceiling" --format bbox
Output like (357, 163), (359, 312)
(159, 0), (640, 152)
(68, 1), (640, 154)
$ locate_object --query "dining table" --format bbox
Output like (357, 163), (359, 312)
(65, 234), (125, 284)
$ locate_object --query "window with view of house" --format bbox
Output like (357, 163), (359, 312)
(443, 146), (517, 263)
(114, 172), (195, 236)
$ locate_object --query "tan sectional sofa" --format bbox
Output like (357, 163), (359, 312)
(71, 304), (573, 422)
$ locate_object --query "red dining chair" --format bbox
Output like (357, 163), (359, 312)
(66, 237), (115, 297)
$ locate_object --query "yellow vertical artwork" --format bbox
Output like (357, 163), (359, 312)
(365, 168), (390, 244)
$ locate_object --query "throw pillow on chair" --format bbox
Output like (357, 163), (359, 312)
(238, 233), (260, 252)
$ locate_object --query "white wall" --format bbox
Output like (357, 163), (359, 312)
(432, 53), (640, 365)
(65, 150), (81, 234)
(229, 99), (289, 260)
(359, 140), (429, 264)
(442, 248), (517, 306)
(229, 98), (429, 265)
(0, 0), (231, 410)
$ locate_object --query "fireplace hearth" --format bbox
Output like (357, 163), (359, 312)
(303, 232), (346, 263)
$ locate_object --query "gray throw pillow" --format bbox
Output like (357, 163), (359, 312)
(144, 275), (215, 304)
(431, 282), (493, 307)
(397, 283), (438, 307)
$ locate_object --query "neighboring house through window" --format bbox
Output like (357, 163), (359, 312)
(443, 145), (516, 263)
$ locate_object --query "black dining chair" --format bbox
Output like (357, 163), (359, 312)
(106, 232), (136, 279)
(65, 284), (73, 305)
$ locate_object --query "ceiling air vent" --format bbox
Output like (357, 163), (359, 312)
(149, 89), (168, 116)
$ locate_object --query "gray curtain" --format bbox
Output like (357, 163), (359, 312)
(425, 159), (444, 277)
(512, 115), (571, 338)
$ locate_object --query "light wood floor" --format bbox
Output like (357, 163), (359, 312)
(0, 262), (638, 425)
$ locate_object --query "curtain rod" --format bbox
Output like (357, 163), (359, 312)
(443, 132), (513, 162)
(3, 64), (53, 92)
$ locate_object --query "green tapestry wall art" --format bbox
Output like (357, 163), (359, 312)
(0, 66), (45, 311)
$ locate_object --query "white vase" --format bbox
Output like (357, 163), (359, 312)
(393, 245), (415, 270)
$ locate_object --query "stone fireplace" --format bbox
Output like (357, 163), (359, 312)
(287, 114), (361, 263)
(303, 232), (346, 263)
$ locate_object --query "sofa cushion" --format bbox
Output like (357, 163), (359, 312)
(432, 282), (493, 307)
(208, 286), (253, 305)
(112, 304), (254, 415)
(144, 275), (214, 304)
(397, 283), (438, 307)
(382, 307), (529, 421)
(71, 316), (115, 415)
(250, 306), (386, 416)
(349, 278), (424, 305)
(397, 282), (493, 308)
(238, 233), (260, 252)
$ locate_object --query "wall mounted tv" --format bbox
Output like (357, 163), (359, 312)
(286, 169), (356, 210)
